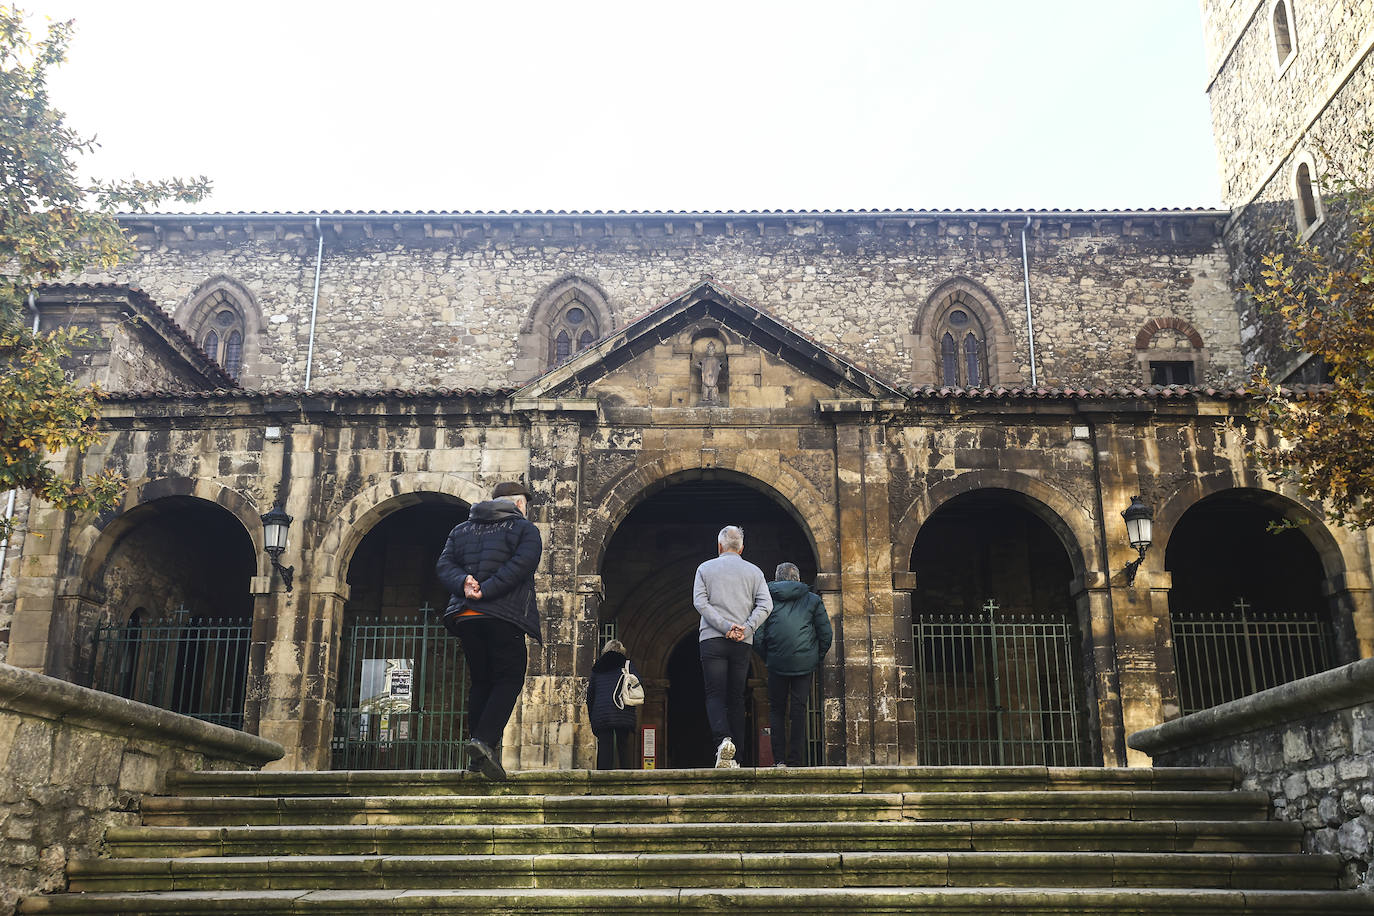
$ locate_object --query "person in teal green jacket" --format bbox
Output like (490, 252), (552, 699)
(754, 562), (833, 766)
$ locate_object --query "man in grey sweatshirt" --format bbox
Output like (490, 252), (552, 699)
(692, 525), (772, 767)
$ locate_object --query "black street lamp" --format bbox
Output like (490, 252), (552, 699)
(260, 504), (295, 592)
(1121, 495), (1154, 587)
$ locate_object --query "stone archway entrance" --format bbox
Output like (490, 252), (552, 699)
(599, 472), (816, 769)
(84, 495), (256, 728)
(332, 495), (471, 769)
(1166, 489), (1341, 713)
(908, 488), (1091, 766)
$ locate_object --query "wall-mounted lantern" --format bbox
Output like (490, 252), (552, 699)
(260, 504), (295, 592)
(1121, 495), (1154, 586)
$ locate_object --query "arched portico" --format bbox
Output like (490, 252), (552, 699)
(902, 485), (1096, 767)
(1160, 485), (1368, 713)
(596, 470), (818, 768)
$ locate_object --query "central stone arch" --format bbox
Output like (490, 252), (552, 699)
(594, 466), (823, 768)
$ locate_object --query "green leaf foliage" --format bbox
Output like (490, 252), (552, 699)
(1248, 131), (1374, 529)
(0, 6), (210, 541)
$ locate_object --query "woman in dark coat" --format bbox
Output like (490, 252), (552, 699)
(586, 639), (640, 769)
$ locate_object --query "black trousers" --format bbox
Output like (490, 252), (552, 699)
(593, 726), (635, 769)
(700, 636), (751, 749)
(455, 617), (528, 749)
(767, 670), (813, 766)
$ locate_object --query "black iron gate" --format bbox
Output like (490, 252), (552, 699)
(914, 601), (1089, 765)
(90, 607), (250, 730)
(1172, 599), (1332, 714)
(331, 609), (469, 770)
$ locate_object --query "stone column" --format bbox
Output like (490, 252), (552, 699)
(252, 424), (344, 771)
(815, 582), (844, 765)
(1090, 417), (1172, 766)
(511, 408), (589, 771)
(834, 421), (899, 765)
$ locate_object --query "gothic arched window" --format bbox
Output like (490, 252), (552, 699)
(937, 307), (987, 387)
(548, 302), (599, 366)
(198, 292), (246, 381)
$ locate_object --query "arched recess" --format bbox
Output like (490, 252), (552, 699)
(174, 276), (265, 385)
(597, 470), (819, 767)
(70, 485), (258, 726)
(330, 489), (474, 770)
(892, 470), (1096, 583)
(1151, 479), (1351, 582)
(314, 472), (489, 585)
(908, 277), (1015, 388)
(1159, 483), (1361, 710)
(71, 476), (263, 589)
(902, 481), (1095, 766)
(585, 456), (836, 580)
(514, 275), (616, 383)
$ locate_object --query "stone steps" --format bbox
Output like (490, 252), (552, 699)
(139, 789), (1272, 827)
(67, 850), (1341, 893)
(102, 819), (1307, 857)
(20, 765), (1374, 915)
(164, 765), (1240, 797)
(21, 886), (1374, 914)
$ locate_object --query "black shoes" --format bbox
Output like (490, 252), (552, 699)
(463, 738), (507, 780)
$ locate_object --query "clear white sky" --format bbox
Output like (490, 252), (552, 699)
(27, 0), (1224, 214)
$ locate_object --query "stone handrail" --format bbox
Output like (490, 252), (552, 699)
(0, 662), (282, 765)
(1129, 656), (1374, 755)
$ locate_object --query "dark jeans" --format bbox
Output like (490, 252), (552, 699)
(700, 636), (751, 749)
(768, 670), (813, 766)
(455, 616), (528, 749)
(594, 726), (635, 769)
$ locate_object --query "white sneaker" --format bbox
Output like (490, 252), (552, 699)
(714, 737), (737, 768)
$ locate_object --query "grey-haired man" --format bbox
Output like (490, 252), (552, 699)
(692, 525), (772, 767)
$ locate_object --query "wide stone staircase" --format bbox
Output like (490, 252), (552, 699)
(20, 765), (1374, 914)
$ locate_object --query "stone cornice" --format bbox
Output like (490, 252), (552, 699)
(118, 209), (1229, 248)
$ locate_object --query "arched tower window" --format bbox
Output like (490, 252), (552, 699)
(909, 277), (1010, 388)
(1271, 1), (1295, 68)
(1295, 160), (1321, 233)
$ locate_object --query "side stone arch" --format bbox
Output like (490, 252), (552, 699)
(891, 469), (1097, 583)
(312, 471), (487, 584)
(907, 277), (1015, 388)
(174, 275), (267, 386)
(583, 453), (838, 579)
(68, 476), (263, 590)
(1151, 477), (1359, 586)
(515, 275), (617, 383)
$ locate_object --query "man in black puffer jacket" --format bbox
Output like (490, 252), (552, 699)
(754, 562), (833, 767)
(436, 481), (543, 780)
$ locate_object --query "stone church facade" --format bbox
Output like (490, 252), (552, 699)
(1, 0), (1372, 772)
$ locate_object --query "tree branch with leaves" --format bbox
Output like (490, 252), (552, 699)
(0, 6), (209, 541)
(1248, 131), (1374, 528)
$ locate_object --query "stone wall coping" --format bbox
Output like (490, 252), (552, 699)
(0, 662), (283, 766)
(1128, 657), (1374, 757)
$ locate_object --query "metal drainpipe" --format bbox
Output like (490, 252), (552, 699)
(304, 217), (324, 389)
(1021, 215), (1039, 387)
(0, 294), (40, 583)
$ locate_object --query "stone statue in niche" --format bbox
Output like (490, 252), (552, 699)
(697, 341), (725, 404)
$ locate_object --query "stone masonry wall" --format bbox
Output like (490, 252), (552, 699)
(1131, 658), (1374, 889)
(72, 213), (1240, 393)
(1204, 0), (1374, 207)
(1220, 50), (1374, 367)
(0, 663), (282, 915)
